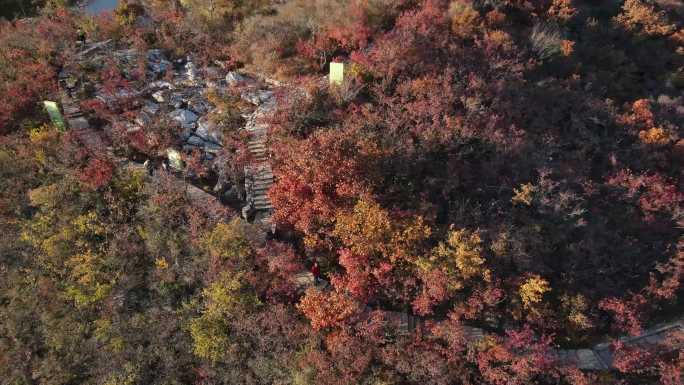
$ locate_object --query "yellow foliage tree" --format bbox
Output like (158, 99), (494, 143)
(547, 0), (576, 23)
(203, 218), (253, 262)
(614, 0), (676, 37)
(512, 183), (536, 206)
(189, 272), (260, 361)
(639, 126), (670, 145)
(449, 1), (480, 38)
(333, 198), (431, 261)
(189, 313), (231, 362)
(333, 198), (392, 256)
(560, 293), (592, 331)
(421, 228), (490, 291)
(64, 249), (113, 307)
(519, 275), (551, 309)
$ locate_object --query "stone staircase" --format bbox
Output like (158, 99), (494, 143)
(243, 88), (276, 220)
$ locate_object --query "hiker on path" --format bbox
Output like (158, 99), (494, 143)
(76, 28), (86, 45)
(311, 259), (321, 285)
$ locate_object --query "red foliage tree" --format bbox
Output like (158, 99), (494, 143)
(269, 126), (373, 240)
(78, 156), (114, 190)
(255, 240), (305, 301)
(297, 288), (361, 331)
(598, 294), (648, 336)
(475, 326), (557, 385)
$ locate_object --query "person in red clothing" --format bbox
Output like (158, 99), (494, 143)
(311, 259), (321, 285)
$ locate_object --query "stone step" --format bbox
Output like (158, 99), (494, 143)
(68, 117), (90, 130)
(66, 111), (84, 119)
(253, 200), (271, 208)
(63, 105), (81, 116)
(252, 201), (273, 210)
(252, 186), (271, 194)
(246, 163), (271, 171)
(247, 176), (273, 185)
(247, 125), (268, 132)
(248, 168), (273, 177)
(253, 202), (272, 210)
(251, 181), (273, 189)
(253, 193), (270, 201)
(253, 190), (269, 197)
(253, 176), (274, 183)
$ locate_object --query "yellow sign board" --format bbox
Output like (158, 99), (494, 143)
(166, 148), (184, 170)
(329, 62), (344, 86)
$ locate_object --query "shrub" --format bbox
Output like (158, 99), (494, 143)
(0, 8), (76, 133)
(233, 0), (405, 77)
(330, 74), (365, 105)
(530, 22), (564, 60)
(614, 0), (676, 37)
(114, 0), (146, 26)
(449, 1), (481, 38)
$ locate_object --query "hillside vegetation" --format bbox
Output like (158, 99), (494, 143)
(0, 1), (683, 384)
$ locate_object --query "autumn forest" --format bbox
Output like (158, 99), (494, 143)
(0, 0), (683, 384)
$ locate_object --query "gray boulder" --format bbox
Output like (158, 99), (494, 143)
(169, 93), (186, 109)
(185, 61), (198, 83)
(152, 90), (166, 103)
(188, 97), (209, 115)
(149, 81), (175, 90)
(242, 89), (274, 106)
(196, 117), (223, 144)
(226, 71), (248, 86)
(148, 60), (171, 76)
(242, 202), (254, 220)
(142, 100), (160, 115)
(147, 49), (165, 62)
(135, 111), (152, 127)
(204, 141), (222, 154)
(186, 135), (205, 147)
(169, 109), (198, 129)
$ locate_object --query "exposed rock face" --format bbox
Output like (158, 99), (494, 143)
(242, 89), (274, 106)
(187, 96), (209, 115)
(152, 90), (165, 103)
(149, 81), (174, 90)
(184, 60), (198, 83)
(134, 111), (152, 127)
(196, 117), (222, 144)
(226, 71), (248, 86)
(142, 100), (159, 115)
(70, 44), (274, 213)
(169, 109), (198, 130)
(186, 135), (205, 147)
(147, 49), (171, 78)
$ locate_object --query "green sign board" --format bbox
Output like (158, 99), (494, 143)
(43, 101), (66, 131)
(329, 62), (344, 86)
